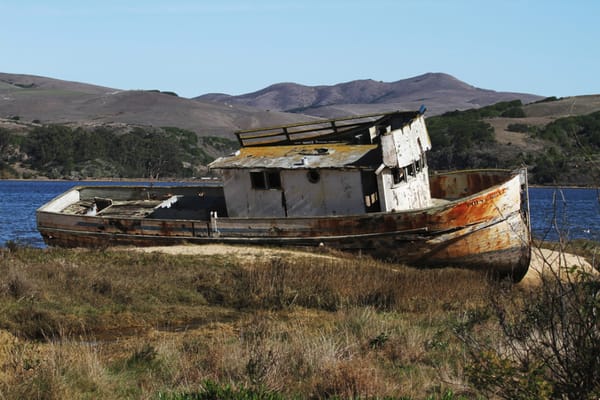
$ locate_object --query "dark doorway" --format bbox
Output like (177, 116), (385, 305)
(361, 170), (381, 213)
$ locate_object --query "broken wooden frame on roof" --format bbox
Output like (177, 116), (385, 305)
(234, 110), (423, 147)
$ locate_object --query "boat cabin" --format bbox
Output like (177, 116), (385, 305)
(208, 111), (432, 218)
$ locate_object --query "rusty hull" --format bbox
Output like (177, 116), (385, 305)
(37, 169), (531, 281)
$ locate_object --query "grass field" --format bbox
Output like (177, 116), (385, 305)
(0, 243), (597, 399)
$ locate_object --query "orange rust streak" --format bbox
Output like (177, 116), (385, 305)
(439, 187), (506, 227)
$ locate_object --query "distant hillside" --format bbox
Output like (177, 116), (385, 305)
(425, 98), (600, 185)
(3, 71), (600, 183)
(0, 73), (314, 138)
(479, 95), (600, 150)
(196, 73), (543, 118)
(0, 72), (543, 137)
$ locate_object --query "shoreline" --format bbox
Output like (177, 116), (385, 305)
(1, 178), (598, 189)
(0, 177), (219, 183)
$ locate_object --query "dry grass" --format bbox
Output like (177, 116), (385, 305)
(0, 245), (509, 399)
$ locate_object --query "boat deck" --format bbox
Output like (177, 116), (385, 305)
(63, 199), (165, 217)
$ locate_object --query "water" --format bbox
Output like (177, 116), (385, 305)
(0, 180), (179, 247)
(1, 181), (599, 247)
(528, 187), (600, 242)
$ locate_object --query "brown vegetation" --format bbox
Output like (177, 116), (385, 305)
(0, 245), (494, 399)
(0, 242), (597, 399)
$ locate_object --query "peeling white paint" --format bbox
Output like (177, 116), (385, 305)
(213, 112), (433, 218)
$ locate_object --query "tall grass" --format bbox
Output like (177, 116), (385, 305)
(0, 245), (501, 399)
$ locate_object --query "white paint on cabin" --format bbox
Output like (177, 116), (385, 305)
(283, 169), (364, 216)
(221, 168), (365, 217)
(375, 115), (432, 211)
(211, 112), (434, 218)
(221, 169), (285, 218)
(379, 116), (430, 166)
(377, 167), (431, 211)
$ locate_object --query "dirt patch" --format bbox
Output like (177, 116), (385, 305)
(486, 116), (552, 148)
(520, 247), (596, 287)
(130, 244), (594, 287)
(129, 243), (337, 261)
(524, 95), (600, 118)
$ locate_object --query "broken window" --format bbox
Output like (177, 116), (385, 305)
(391, 167), (406, 185)
(407, 162), (417, 177)
(250, 171), (282, 190)
(267, 171), (281, 188)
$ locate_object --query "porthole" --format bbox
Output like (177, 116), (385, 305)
(307, 169), (320, 183)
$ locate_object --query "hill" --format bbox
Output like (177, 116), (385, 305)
(2, 72), (600, 183)
(0, 73), (314, 138)
(196, 73), (543, 118)
(425, 98), (600, 185)
(488, 95), (600, 147)
(0, 72), (542, 137)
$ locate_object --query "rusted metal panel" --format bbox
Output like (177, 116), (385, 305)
(429, 169), (508, 199)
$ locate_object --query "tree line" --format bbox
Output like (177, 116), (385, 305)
(427, 100), (600, 185)
(0, 125), (236, 179)
(1, 100), (599, 184)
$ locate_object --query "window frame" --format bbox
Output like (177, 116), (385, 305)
(250, 170), (282, 190)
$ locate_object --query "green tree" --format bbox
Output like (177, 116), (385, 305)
(25, 125), (75, 169)
(0, 128), (11, 156)
(500, 106), (526, 118)
(427, 115), (495, 170)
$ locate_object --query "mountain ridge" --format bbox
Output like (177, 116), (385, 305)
(1, 71), (543, 136)
(195, 72), (542, 117)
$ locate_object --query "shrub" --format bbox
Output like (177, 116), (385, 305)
(500, 106), (526, 118)
(533, 96), (560, 104)
(506, 123), (531, 133)
(457, 249), (600, 399)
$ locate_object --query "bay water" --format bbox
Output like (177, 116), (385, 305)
(1, 180), (598, 248)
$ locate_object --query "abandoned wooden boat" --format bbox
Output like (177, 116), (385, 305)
(37, 110), (531, 280)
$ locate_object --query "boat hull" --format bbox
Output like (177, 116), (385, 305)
(37, 169), (531, 281)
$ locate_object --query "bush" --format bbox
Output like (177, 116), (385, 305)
(533, 96), (560, 104)
(457, 248), (600, 399)
(500, 106), (526, 118)
(506, 123), (531, 133)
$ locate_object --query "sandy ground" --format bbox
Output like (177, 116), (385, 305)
(131, 243), (337, 261)
(520, 246), (596, 286)
(131, 243), (595, 286)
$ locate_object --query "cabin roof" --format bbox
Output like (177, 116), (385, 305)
(208, 143), (380, 170)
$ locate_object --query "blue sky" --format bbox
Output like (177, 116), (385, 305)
(1, 0), (598, 98)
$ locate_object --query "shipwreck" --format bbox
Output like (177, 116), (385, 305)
(37, 110), (531, 280)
